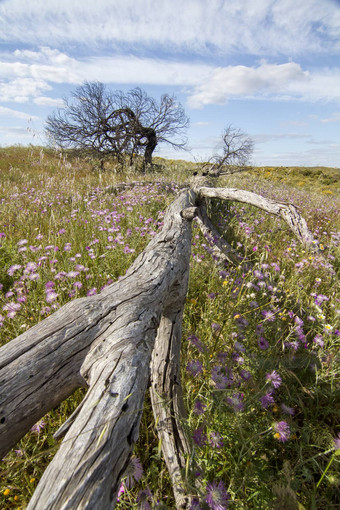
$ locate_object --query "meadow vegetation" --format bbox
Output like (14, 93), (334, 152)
(0, 146), (339, 509)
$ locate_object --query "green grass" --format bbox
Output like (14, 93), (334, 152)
(0, 147), (339, 509)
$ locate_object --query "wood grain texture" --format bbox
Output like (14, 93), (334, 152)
(198, 187), (316, 246)
(0, 183), (316, 509)
(26, 189), (194, 509)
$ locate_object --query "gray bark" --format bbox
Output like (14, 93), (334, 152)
(198, 187), (316, 247)
(0, 183), (316, 509)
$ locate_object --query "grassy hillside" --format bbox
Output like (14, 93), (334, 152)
(1, 147), (339, 509)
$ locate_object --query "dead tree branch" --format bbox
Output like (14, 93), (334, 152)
(0, 181), (316, 509)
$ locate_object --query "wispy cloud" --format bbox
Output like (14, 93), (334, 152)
(192, 121), (211, 127)
(0, 47), (212, 103)
(1, 49), (340, 107)
(253, 132), (311, 144)
(0, 0), (339, 57)
(33, 96), (64, 107)
(321, 112), (340, 123)
(256, 144), (340, 167)
(0, 105), (39, 120)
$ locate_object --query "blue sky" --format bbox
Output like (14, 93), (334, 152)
(0, 0), (339, 166)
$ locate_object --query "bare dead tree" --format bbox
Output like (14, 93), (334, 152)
(45, 83), (189, 169)
(0, 170), (319, 509)
(203, 125), (254, 176)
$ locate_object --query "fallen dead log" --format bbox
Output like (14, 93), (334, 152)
(0, 181), (317, 509)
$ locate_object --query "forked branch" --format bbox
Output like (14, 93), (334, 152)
(0, 182), (316, 509)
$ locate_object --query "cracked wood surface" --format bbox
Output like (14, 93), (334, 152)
(1, 189), (194, 509)
(0, 182), (316, 509)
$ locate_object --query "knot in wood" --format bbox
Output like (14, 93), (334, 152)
(181, 207), (198, 220)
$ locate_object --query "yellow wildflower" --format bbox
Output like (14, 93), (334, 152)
(3, 488), (10, 496)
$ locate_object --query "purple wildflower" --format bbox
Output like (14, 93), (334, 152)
(3, 302), (21, 318)
(193, 427), (207, 447)
(7, 264), (22, 276)
(187, 360), (203, 377)
(209, 432), (224, 448)
(217, 352), (228, 363)
(211, 366), (233, 389)
(314, 294), (329, 306)
(281, 403), (295, 416)
(86, 287), (97, 296)
(211, 322), (221, 333)
(273, 421), (291, 442)
(124, 456), (143, 488)
(255, 324), (264, 336)
(334, 433), (340, 450)
(67, 271), (80, 278)
(117, 483), (125, 502)
(188, 334), (205, 353)
(313, 334), (324, 347)
(234, 341), (245, 352)
(190, 498), (203, 510)
(31, 419), (45, 434)
(266, 370), (282, 389)
(262, 310), (276, 322)
(258, 337), (269, 350)
(226, 392), (244, 412)
(240, 369), (252, 381)
(205, 480), (230, 510)
(194, 400), (207, 415)
(46, 290), (58, 303)
(260, 392), (275, 409)
(137, 488), (153, 510)
(294, 316), (304, 328)
(235, 316), (249, 330)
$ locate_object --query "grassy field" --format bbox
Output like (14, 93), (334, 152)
(0, 146), (339, 509)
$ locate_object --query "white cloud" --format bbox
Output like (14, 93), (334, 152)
(0, 105), (39, 120)
(0, 0), (339, 57)
(0, 77), (52, 103)
(0, 49), (212, 103)
(192, 121), (211, 127)
(33, 96), (64, 107)
(321, 112), (340, 123)
(2, 49), (340, 108)
(187, 62), (340, 107)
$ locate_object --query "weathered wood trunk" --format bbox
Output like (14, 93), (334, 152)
(0, 181), (317, 509)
